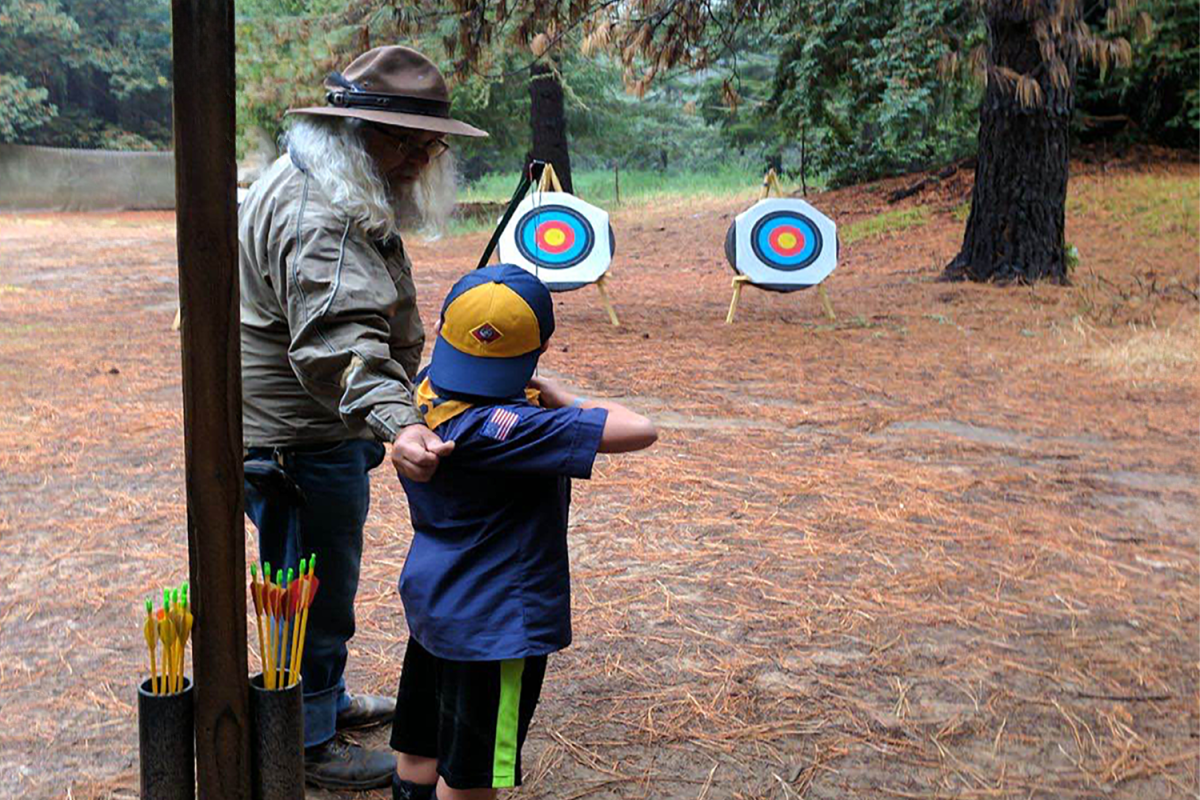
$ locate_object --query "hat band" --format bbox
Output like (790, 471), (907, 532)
(325, 88), (450, 118)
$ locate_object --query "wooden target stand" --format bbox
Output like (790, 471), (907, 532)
(531, 163), (620, 327)
(726, 169), (836, 324)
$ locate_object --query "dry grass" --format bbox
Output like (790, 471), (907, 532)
(1065, 317), (1198, 381)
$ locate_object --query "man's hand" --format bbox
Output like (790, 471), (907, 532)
(391, 424), (455, 482)
(526, 376), (576, 409)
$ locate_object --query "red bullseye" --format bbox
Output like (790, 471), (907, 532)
(768, 225), (805, 256)
(535, 220), (575, 254)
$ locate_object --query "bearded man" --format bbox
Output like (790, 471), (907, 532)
(238, 46), (486, 790)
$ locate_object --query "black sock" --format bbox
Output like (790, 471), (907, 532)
(392, 772), (436, 800)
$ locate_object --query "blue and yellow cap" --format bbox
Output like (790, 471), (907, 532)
(428, 264), (555, 399)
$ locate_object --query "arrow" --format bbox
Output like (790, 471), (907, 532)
(292, 554), (318, 688)
(143, 598), (158, 695)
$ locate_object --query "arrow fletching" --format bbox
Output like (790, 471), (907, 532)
(158, 613), (176, 648)
(143, 599), (156, 649)
(250, 575), (263, 616)
(287, 578), (301, 616)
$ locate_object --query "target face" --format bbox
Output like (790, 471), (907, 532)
(729, 198), (837, 289)
(499, 191), (612, 290)
(752, 212), (823, 270)
(514, 205), (595, 269)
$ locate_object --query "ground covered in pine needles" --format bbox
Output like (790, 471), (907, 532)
(0, 155), (1196, 799)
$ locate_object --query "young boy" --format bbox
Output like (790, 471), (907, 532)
(390, 264), (657, 800)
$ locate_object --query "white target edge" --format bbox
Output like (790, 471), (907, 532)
(498, 191), (612, 287)
(734, 197), (837, 287)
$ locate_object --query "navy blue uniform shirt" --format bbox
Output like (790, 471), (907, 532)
(398, 397), (607, 661)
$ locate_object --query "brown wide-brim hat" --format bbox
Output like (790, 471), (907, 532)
(288, 46), (488, 138)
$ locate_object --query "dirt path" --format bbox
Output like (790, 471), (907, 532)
(0, 163), (1196, 799)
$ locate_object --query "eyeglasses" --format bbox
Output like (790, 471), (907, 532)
(370, 125), (450, 160)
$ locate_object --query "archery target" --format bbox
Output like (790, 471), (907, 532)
(515, 205), (594, 268)
(499, 191), (612, 290)
(726, 198), (837, 290)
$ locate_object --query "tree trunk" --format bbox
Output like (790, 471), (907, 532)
(944, 10), (1077, 284)
(528, 61), (573, 193)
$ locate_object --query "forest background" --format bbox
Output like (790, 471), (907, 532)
(1, 0), (1196, 192)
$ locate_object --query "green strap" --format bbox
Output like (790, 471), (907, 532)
(492, 658), (525, 787)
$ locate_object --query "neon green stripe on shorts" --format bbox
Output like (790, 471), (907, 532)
(492, 658), (525, 788)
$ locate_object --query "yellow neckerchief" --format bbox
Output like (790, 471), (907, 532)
(415, 377), (542, 432)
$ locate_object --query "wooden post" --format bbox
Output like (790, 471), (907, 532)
(538, 162), (565, 193)
(818, 284), (836, 321)
(170, 1), (251, 798)
(726, 276), (751, 324)
(595, 275), (619, 327)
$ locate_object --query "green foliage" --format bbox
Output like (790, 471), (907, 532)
(769, 0), (983, 187)
(1065, 243), (1080, 274)
(0, 73), (54, 138)
(0, 0), (172, 148)
(1075, 0), (1199, 146)
(234, 6), (762, 178)
(235, 0), (351, 158)
(0, 0), (75, 139)
(691, 29), (794, 165)
(449, 53), (757, 176)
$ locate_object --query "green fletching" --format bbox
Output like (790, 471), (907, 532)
(299, 558), (306, 576)
(275, 569), (282, 585)
(264, 562), (271, 582)
(310, 553), (316, 574)
(250, 563), (257, 578)
(286, 567), (294, 584)
(163, 588), (170, 610)
(145, 598), (152, 614)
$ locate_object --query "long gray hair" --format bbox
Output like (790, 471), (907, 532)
(283, 115), (457, 240)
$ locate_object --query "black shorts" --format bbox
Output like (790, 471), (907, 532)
(390, 639), (547, 790)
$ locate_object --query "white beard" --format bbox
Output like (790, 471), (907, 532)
(284, 116), (457, 241)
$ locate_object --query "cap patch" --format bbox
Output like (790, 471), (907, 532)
(471, 322), (504, 345)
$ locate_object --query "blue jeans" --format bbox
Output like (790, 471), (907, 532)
(245, 438), (387, 748)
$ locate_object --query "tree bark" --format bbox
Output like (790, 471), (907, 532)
(944, 9), (1077, 284)
(528, 61), (573, 193)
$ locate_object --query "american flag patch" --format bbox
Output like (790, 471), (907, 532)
(482, 407), (520, 440)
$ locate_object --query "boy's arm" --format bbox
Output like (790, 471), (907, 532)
(528, 377), (657, 453)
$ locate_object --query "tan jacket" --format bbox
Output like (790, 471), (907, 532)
(239, 154), (425, 446)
